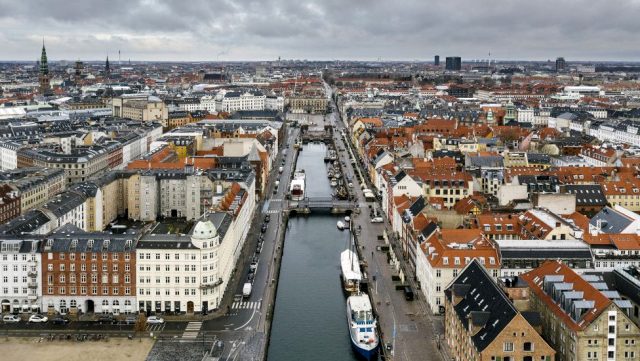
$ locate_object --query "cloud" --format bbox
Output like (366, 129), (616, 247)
(0, 0), (639, 61)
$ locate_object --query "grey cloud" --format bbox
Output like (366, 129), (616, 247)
(0, 0), (639, 60)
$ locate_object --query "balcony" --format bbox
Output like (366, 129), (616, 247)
(28, 282), (38, 289)
(28, 271), (37, 277)
(199, 278), (223, 290)
(28, 295), (38, 301)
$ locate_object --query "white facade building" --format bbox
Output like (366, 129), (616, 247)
(0, 239), (41, 314)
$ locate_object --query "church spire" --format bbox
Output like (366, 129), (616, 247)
(39, 40), (51, 95)
(40, 40), (49, 76)
(105, 56), (110, 74)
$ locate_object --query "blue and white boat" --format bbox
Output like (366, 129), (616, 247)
(346, 294), (379, 360)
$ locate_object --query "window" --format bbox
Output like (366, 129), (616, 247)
(504, 342), (514, 352)
(523, 342), (533, 352)
(436, 270), (441, 278)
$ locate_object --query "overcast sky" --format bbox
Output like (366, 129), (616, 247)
(1, 0), (639, 62)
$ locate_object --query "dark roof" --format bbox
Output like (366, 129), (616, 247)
(444, 259), (517, 352)
(590, 207), (635, 234)
(0, 210), (51, 235)
(563, 184), (608, 206)
(521, 311), (542, 327)
(611, 267), (640, 306)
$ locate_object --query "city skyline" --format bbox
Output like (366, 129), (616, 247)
(0, 0), (639, 61)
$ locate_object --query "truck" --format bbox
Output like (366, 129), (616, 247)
(363, 189), (376, 202)
(242, 282), (252, 298)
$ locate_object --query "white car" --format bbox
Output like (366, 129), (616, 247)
(3, 315), (20, 323)
(370, 217), (384, 223)
(28, 314), (48, 323)
(146, 316), (165, 324)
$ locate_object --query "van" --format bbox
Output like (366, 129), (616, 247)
(242, 283), (252, 298)
(278, 166), (284, 174)
(403, 286), (414, 301)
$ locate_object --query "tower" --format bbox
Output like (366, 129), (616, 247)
(105, 56), (110, 76)
(434, 55), (440, 66)
(555, 57), (566, 73)
(38, 41), (51, 95)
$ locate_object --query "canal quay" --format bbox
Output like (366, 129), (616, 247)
(267, 141), (360, 361)
(265, 95), (447, 360)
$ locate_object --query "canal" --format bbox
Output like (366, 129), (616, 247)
(267, 143), (358, 361)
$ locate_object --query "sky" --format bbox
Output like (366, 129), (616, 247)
(0, 0), (639, 62)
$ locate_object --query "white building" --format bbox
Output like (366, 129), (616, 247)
(200, 95), (217, 113)
(265, 95), (285, 111)
(0, 141), (20, 170)
(215, 90), (266, 113)
(0, 239), (41, 314)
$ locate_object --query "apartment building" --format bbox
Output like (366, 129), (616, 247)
(416, 228), (500, 314)
(40, 228), (139, 315)
(0, 239), (41, 314)
(444, 259), (555, 361)
(521, 261), (640, 361)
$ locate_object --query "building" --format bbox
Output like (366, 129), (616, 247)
(0, 238), (41, 314)
(136, 211), (246, 314)
(40, 227), (139, 315)
(521, 261), (640, 361)
(556, 57), (566, 72)
(39, 42), (51, 95)
(0, 168), (66, 214)
(112, 95), (168, 123)
(215, 90), (266, 113)
(416, 228), (500, 314)
(0, 184), (21, 224)
(445, 57), (462, 71)
(444, 259), (555, 361)
(434, 55), (440, 66)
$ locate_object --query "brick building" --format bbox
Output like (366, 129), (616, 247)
(41, 226), (139, 316)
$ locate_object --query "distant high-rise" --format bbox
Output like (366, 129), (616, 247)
(445, 56), (462, 71)
(556, 57), (566, 72)
(434, 55), (440, 66)
(38, 41), (51, 95)
(74, 61), (83, 77)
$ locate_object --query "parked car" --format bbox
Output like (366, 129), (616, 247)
(146, 316), (164, 324)
(264, 214), (270, 223)
(28, 314), (48, 323)
(3, 314), (20, 323)
(261, 224), (267, 233)
(97, 315), (115, 324)
(124, 316), (137, 325)
(247, 273), (255, 282)
(371, 217), (384, 223)
(52, 317), (70, 325)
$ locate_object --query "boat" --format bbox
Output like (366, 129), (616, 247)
(290, 170), (306, 201)
(344, 216), (351, 223)
(341, 249), (361, 294)
(337, 221), (346, 230)
(331, 180), (338, 187)
(346, 294), (379, 360)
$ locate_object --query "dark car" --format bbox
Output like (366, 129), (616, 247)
(247, 273), (255, 281)
(97, 315), (116, 324)
(264, 214), (270, 223)
(403, 286), (415, 301)
(52, 317), (70, 325)
(261, 224), (267, 233)
(124, 316), (137, 325)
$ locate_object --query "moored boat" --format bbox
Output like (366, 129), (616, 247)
(340, 249), (361, 294)
(337, 221), (346, 230)
(346, 294), (379, 360)
(290, 170), (306, 201)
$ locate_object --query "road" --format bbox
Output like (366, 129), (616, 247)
(323, 81), (447, 361)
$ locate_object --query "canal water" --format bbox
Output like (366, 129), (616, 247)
(267, 143), (358, 361)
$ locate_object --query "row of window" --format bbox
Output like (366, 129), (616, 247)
(47, 286), (130, 295)
(139, 253), (199, 260)
(138, 288), (197, 296)
(48, 263), (130, 272)
(139, 276), (198, 284)
(53, 252), (131, 261)
(1, 254), (36, 261)
(48, 274), (130, 284)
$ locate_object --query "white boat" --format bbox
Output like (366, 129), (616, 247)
(290, 170), (306, 201)
(337, 221), (346, 230)
(344, 216), (351, 223)
(340, 249), (361, 294)
(346, 294), (379, 360)
(331, 180), (338, 187)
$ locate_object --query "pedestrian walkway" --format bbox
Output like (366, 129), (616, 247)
(181, 321), (202, 340)
(232, 300), (260, 310)
(265, 209), (280, 214)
